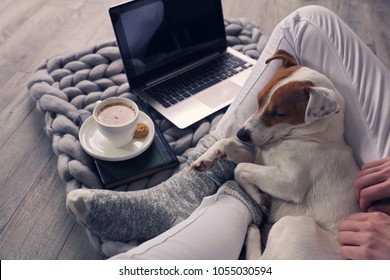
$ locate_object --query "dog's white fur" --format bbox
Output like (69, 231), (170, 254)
(190, 50), (360, 259)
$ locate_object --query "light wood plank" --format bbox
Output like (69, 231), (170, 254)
(0, 107), (53, 232)
(0, 72), (35, 148)
(0, 0), (50, 45)
(1, 4), (82, 69)
(0, 156), (73, 259)
(27, 0), (123, 69)
(58, 223), (104, 260)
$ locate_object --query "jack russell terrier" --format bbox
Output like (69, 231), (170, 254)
(190, 49), (360, 259)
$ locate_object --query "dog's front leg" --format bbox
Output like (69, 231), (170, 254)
(235, 163), (308, 204)
(190, 139), (255, 171)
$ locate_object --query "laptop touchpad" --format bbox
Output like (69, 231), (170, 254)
(196, 81), (241, 108)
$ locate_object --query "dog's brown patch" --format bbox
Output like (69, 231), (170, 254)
(265, 49), (299, 68)
(257, 49), (302, 111)
(261, 81), (314, 127)
(257, 66), (302, 110)
(256, 50), (312, 127)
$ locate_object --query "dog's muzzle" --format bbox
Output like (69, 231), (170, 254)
(237, 128), (252, 143)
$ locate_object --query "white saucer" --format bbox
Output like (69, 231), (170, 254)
(79, 111), (155, 161)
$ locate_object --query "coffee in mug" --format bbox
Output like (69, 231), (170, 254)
(93, 97), (139, 148)
(97, 103), (137, 127)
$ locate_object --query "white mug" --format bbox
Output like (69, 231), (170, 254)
(93, 97), (139, 148)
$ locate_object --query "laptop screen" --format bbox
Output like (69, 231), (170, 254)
(110, 0), (227, 89)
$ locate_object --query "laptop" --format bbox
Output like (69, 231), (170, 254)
(109, 0), (256, 128)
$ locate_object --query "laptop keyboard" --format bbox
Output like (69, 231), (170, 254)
(145, 52), (252, 108)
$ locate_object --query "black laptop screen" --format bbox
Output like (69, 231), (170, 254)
(110, 0), (227, 88)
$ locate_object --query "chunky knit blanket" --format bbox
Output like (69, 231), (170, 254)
(27, 18), (268, 256)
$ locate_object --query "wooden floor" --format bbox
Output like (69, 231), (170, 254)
(0, 0), (389, 260)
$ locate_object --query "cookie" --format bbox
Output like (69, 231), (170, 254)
(133, 122), (149, 138)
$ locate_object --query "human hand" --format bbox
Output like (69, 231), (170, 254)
(338, 212), (390, 259)
(354, 156), (390, 213)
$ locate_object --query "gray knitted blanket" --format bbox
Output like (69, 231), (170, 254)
(27, 18), (268, 256)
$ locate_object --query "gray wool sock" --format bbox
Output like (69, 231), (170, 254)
(218, 180), (263, 226)
(66, 132), (236, 242)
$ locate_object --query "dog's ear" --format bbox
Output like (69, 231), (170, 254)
(304, 86), (341, 124)
(265, 49), (299, 67)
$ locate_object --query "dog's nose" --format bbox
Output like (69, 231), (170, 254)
(237, 128), (251, 143)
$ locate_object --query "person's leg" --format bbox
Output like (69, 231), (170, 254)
(218, 5), (390, 165)
(109, 181), (262, 260)
(67, 132), (235, 242)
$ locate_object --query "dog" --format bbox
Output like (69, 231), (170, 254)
(190, 49), (360, 259)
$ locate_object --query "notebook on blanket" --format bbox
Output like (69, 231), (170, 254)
(109, 0), (255, 129)
(79, 99), (179, 189)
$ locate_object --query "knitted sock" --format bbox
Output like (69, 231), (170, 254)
(218, 180), (263, 226)
(66, 132), (235, 242)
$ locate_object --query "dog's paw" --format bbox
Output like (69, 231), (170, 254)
(189, 148), (226, 172)
(189, 159), (214, 172)
(246, 224), (261, 245)
(245, 224), (262, 260)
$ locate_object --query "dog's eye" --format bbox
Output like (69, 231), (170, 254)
(271, 110), (287, 117)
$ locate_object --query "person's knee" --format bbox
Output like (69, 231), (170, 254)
(291, 5), (337, 20)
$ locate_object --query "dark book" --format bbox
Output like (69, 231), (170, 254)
(79, 99), (179, 189)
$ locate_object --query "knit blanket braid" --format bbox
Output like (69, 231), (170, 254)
(27, 18), (268, 193)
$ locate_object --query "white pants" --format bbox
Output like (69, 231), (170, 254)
(110, 5), (390, 260)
